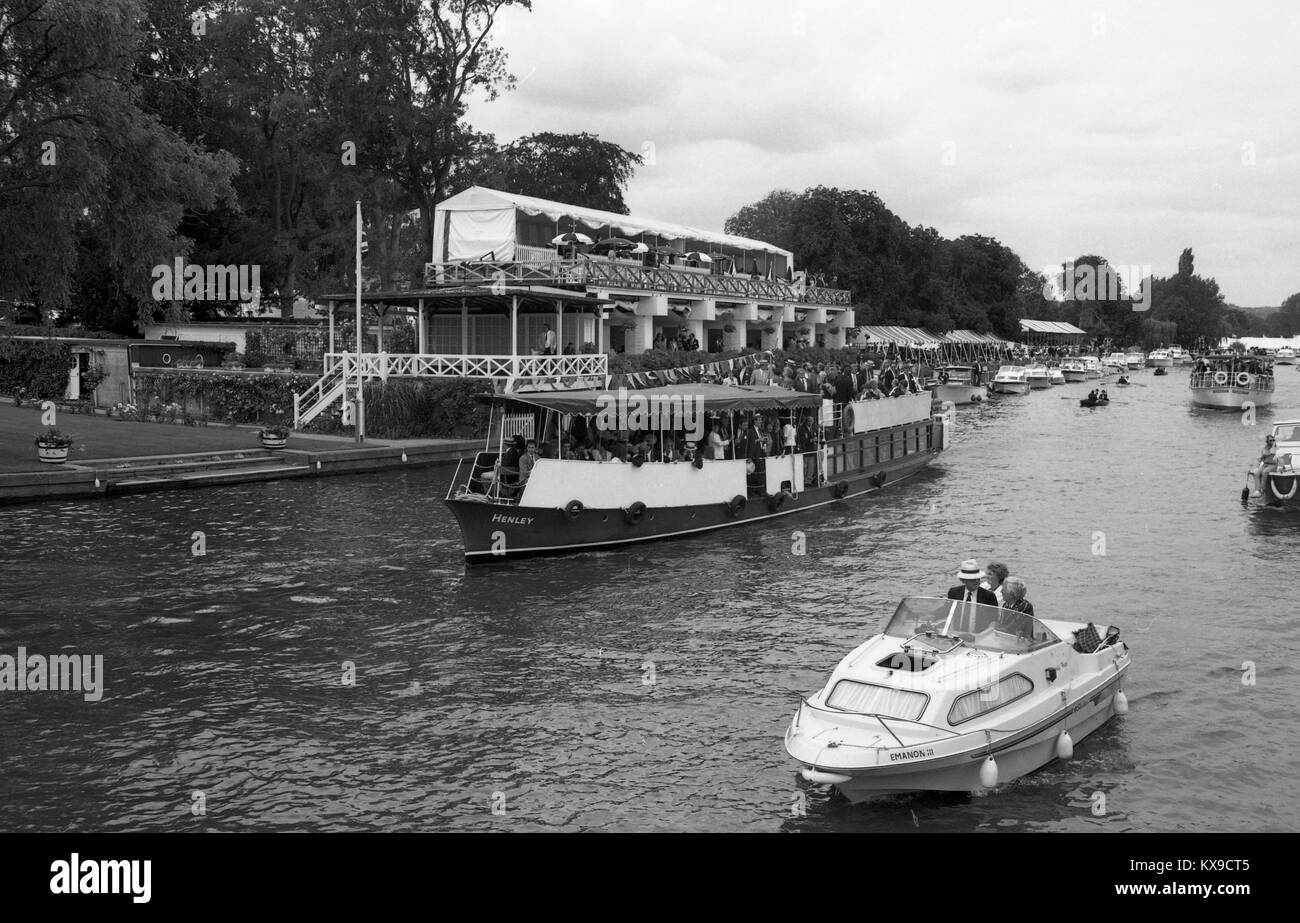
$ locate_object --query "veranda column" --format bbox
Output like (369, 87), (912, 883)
(417, 298), (426, 353)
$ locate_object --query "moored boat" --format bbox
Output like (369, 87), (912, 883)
(930, 366), (984, 405)
(1125, 351), (1144, 369)
(1024, 365), (1051, 390)
(1147, 348), (1173, 368)
(1048, 368), (1066, 386)
(1275, 347), (1297, 365)
(784, 595), (1131, 798)
(445, 384), (951, 562)
(1060, 359), (1088, 382)
(1168, 345), (1191, 366)
(1189, 355), (1275, 410)
(989, 365), (1030, 395)
(1102, 352), (1128, 372)
(1082, 357), (1103, 379)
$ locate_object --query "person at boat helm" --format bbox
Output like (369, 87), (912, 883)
(499, 434), (525, 496)
(995, 577), (1036, 639)
(982, 561), (1009, 607)
(947, 560), (998, 632)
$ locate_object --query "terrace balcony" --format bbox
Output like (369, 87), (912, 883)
(424, 256), (853, 308)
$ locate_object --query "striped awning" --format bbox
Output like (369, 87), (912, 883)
(859, 325), (944, 345)
(1019, 319), (1086, 335)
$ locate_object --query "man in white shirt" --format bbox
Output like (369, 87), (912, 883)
(542, 324), (556, 355)
(982, 561), (1009, 607)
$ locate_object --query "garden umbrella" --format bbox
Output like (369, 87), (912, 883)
(551, 232), (594, 246)
(589, 237), (637, 254)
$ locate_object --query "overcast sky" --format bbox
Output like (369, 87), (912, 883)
(467, 0), (1299, 306)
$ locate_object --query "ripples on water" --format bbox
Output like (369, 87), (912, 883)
(2, 371), (1298, 831)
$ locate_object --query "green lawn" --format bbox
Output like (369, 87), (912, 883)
(0, 403), (352, 473)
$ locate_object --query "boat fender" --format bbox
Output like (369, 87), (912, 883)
(624, 501), (647, 525)
(1236, 372), (1251, 387)
(833, 481), (849, 499)
(1241, 486), (1251, 504)
(872, 471), (887, 488)
(631, 452), (646, 468)
(1213, 371), (1229, 385)
(1269, 474), (1298, 501)
(1055, 731), (1074, 761)
(692, 453), (704, 470)
(1114, 690), (1129, 716)
(979, 756), (998, 788)
(564, 499), (584, 520)
(842, 405), (854, 433)
(768, 489), (791, 512)
(726, 494), (747, 517)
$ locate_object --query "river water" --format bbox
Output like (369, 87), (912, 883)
(2, 367), (1297, 832)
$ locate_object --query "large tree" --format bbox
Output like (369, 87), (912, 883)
(0, 0), (235, 326)
(465, 131), (642, 212)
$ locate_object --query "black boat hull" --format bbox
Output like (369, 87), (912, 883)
(446, 447), (941, 562)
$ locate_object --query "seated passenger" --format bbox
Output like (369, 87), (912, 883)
(498, 434), (525, 496)
(1248, 433), (1278, 498)
(995, 576), (1035, 638)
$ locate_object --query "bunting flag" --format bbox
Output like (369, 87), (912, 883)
(607, 349), (773, 390)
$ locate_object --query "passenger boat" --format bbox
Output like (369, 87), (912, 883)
(784, 596), (1131, 798)
(1125, 351), (1144, 369)
(1048, 368), (1066, 386)
(1275, 347), (1297, 365)
(1147, 349), (1173, 368)
(1059, 359), (1089, 382)
(1102, 353), (1128, 372)
(1189, 355), (1275, 410)
(444, 384), (952, 562)
(1024, 365), (1051, 390)
(989, 365), (1030, 395)
(930, 366), (984, 405)
(1244, 420), (1300, 506)
(1082, 357), (1103, 379)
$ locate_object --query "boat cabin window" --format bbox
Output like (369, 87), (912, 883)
(826, 681), (928, 721)
(882, 597), (1061, 653)
(948, 673), (1034, 725)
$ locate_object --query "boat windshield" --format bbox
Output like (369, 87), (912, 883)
(881, 596), (1061, 653)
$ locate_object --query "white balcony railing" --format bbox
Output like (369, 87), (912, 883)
(323, 352), (609, 384)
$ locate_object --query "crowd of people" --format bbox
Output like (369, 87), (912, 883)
(738, 356), (928, 400)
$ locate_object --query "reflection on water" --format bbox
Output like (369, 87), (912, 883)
(1, 369), (1298, 831)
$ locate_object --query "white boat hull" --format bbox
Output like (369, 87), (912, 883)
(933, 383), (983, 405)
(1062, 370), (1088, 382)
(1149, 357), (1173, 368)
(1027, 377), (1051, 390)
(990, 381), (1030, 395)
(1190, 386), (1274, 410)
(789, 668), (1128, 799)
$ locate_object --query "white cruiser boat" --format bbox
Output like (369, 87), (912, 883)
(1048, 368), (1066, 386)
(785, 596), (1131, 798)
(1082, 356), (1103, 379)
(1059, 359), (1089, 382)
(1189, 355), (1275, 410)
(1168, 345), (1191, 366)
(930, 366), (984, 405)
(1244, 420), (1300, 506)
(1125, 351), (1144, 369)
(989, 365), (1030, 395)
(1024, 365), (1051, 390)
(1275, 347), (1296, 365)
(1147, 349), (1173, 368)
(1102, 353), (1128, 372)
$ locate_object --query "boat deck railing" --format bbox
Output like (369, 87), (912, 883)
(1190, 371), (1274, 390)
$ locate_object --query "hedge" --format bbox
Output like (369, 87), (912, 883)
(0, 338), (75, 398)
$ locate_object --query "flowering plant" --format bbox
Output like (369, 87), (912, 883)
(35, 427), (73, 447)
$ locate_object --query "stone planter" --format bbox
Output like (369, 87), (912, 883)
(260, 434), (288, 450)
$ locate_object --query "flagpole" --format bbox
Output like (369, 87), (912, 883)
(355, 199), (365, 443)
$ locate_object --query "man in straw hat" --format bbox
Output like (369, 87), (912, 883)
(947, 559), (999, 633)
